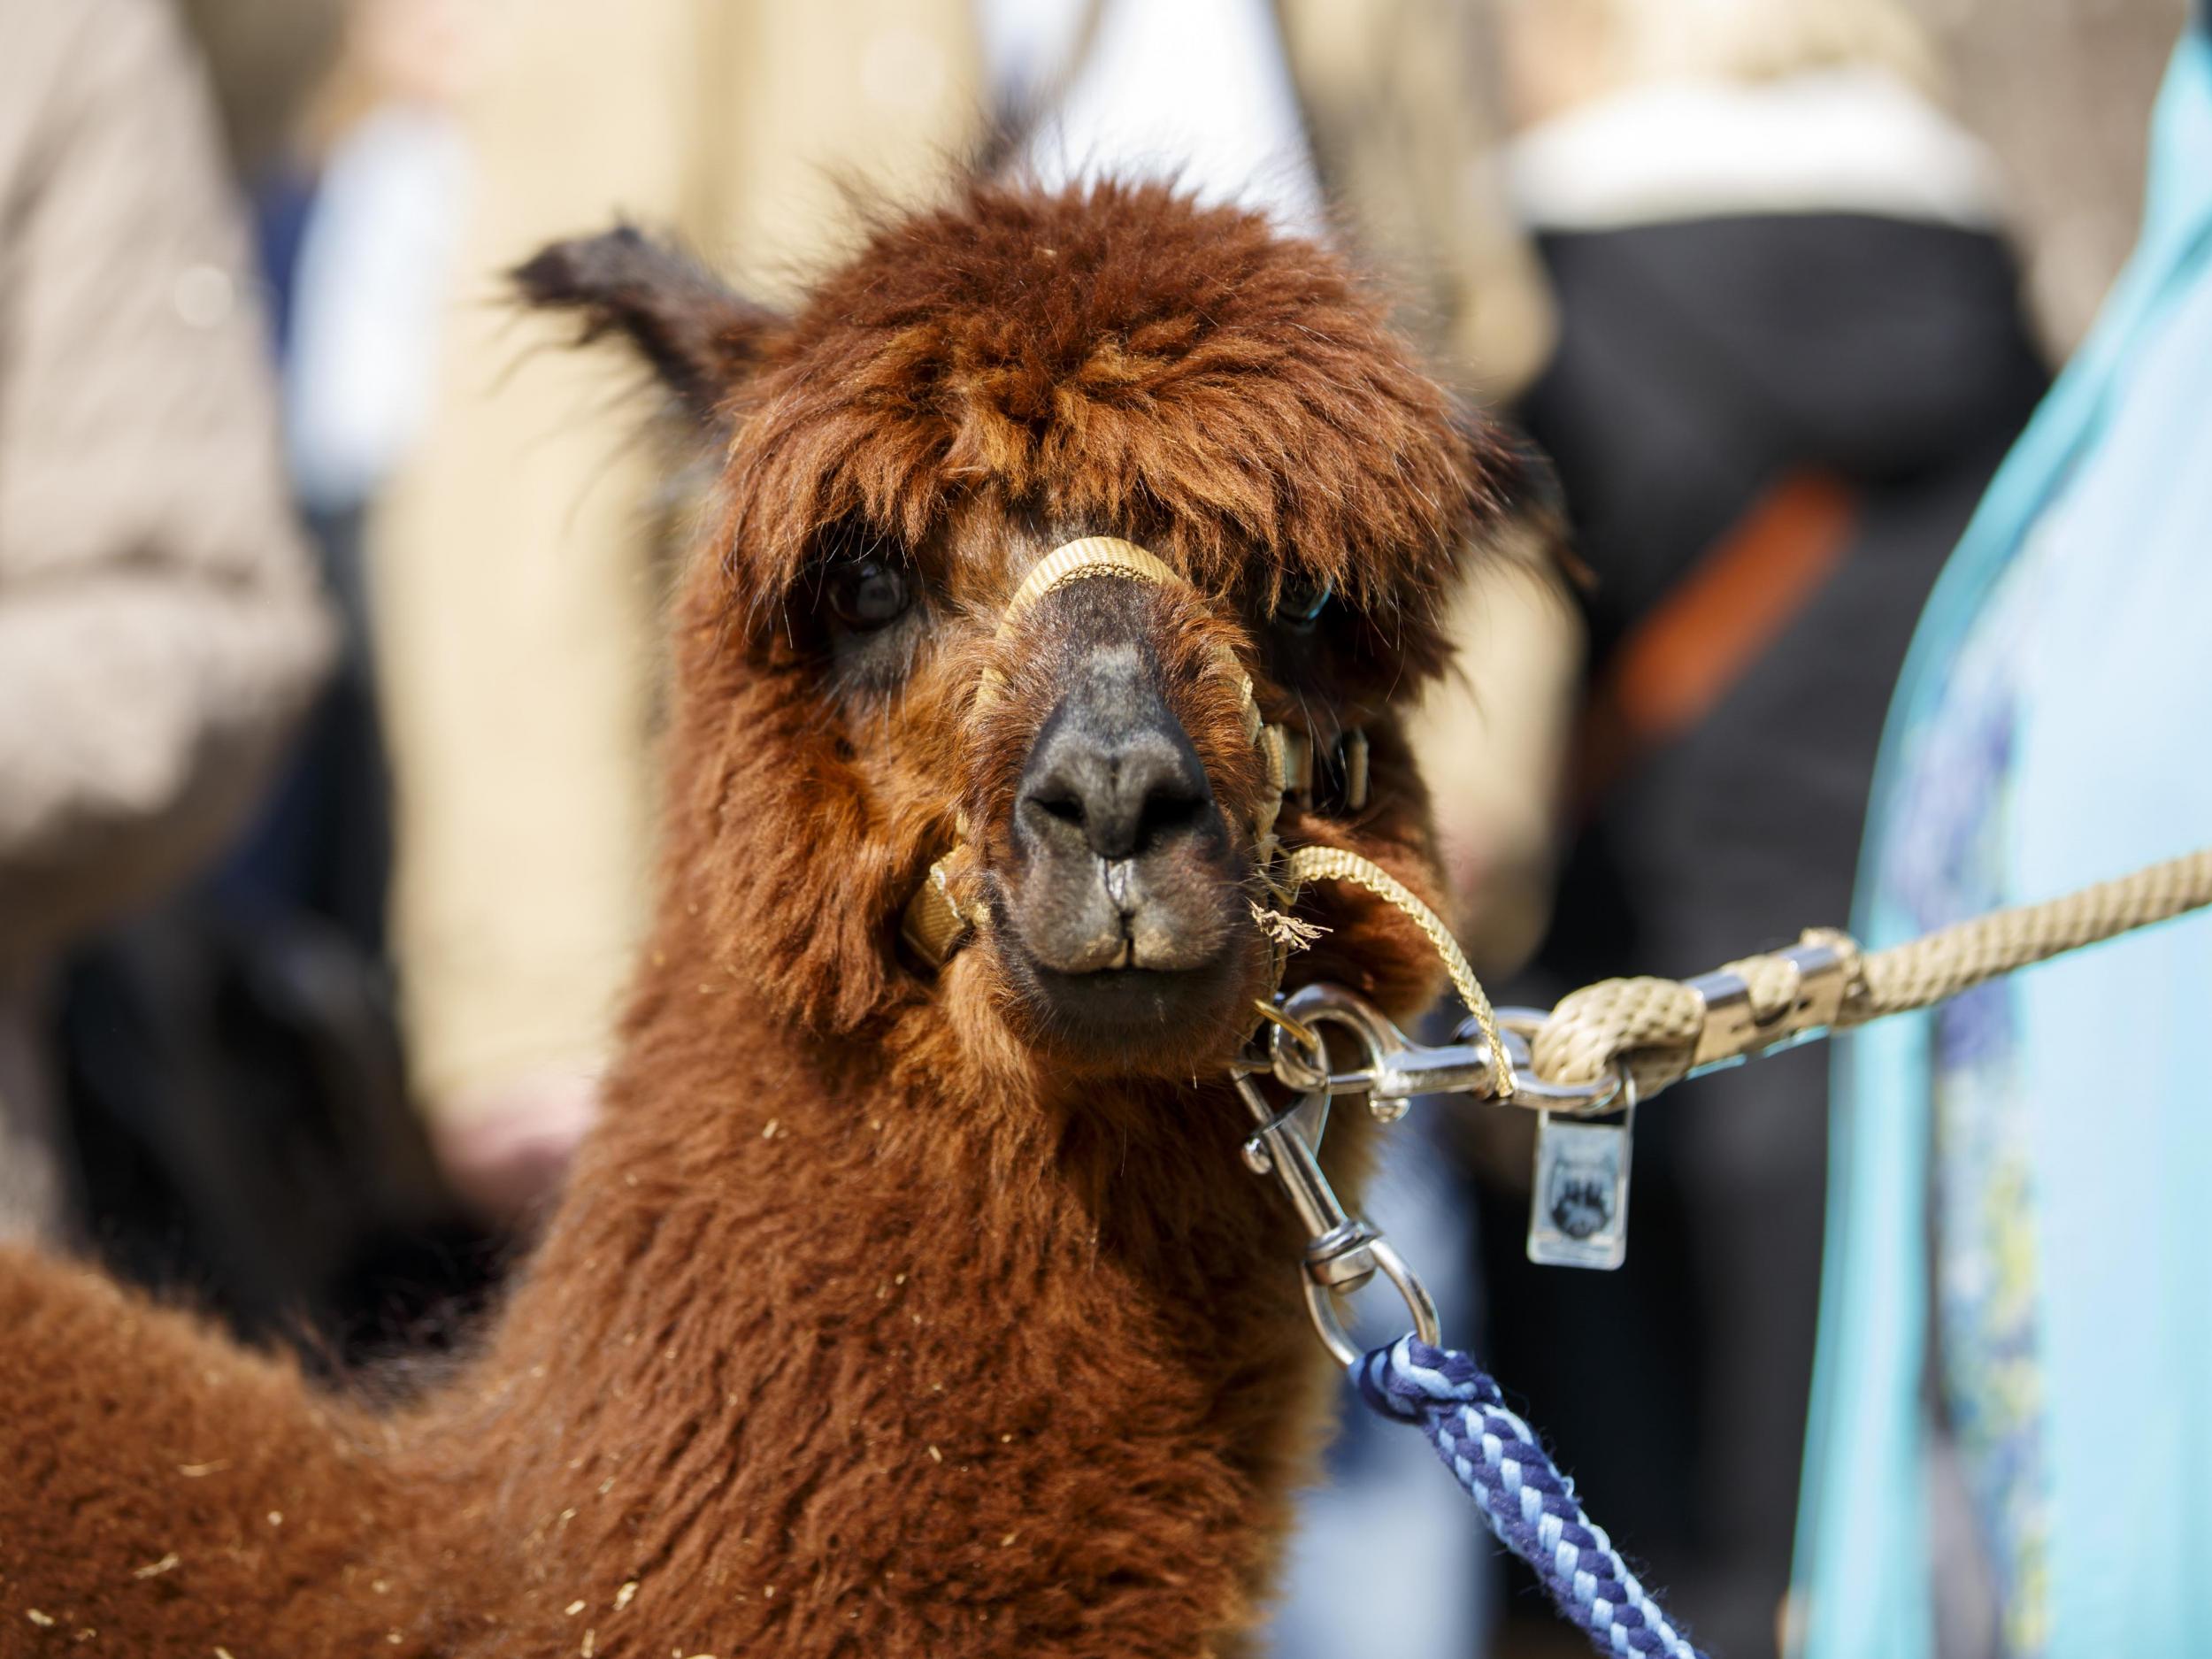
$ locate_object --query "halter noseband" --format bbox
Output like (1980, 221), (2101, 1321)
(898, 536), (1366, 968)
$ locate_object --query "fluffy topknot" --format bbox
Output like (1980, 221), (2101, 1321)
(714, 179), (1517, 621)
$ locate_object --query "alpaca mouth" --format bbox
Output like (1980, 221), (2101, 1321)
(995, 911), (1268, 1064)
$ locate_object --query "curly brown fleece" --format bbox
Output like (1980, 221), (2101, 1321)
(0, 180), (1517, 1658)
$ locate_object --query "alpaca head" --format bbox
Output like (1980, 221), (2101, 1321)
(520, 181), (1520, 1086)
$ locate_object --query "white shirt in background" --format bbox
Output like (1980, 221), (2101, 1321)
(972, 0), (1328, 238)
(285, 105), (470, 514)
(1508, 67), (2003, 234)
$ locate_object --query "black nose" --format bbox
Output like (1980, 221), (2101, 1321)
(1000, 598), (1247, 1009)
(1018, 675), (1213, 861)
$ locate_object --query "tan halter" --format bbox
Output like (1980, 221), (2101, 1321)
(892, 535), (1514, 1098)
(899, 536), (1342, 966)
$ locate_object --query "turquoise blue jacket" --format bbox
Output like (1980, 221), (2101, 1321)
(1793, 20), (2212, 1655)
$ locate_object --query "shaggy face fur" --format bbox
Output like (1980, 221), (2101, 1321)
(0, 181), (1517, 1659)
(568, 182), (1512, 1059)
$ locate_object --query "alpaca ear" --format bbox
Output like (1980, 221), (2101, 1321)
(513, 225), (785, 428)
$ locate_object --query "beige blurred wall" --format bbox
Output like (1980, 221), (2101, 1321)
(180, 0), (2190, 349)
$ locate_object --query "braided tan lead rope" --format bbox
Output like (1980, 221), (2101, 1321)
(1531, 847), (2212, 1099)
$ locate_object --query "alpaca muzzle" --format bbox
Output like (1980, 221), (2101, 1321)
(899, 537), (1354, 981)
(1007, 611), (1233, 977)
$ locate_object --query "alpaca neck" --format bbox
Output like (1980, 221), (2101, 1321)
(436, 979), (1343, 1654)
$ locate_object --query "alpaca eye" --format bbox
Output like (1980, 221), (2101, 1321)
(1277, 576), (1333, 634)
(826, 559), (913, 631)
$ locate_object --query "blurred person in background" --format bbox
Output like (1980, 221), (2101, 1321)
(0, 0), (334, 1238)
(1448, 0), (2047, 1652)
(28, 0), (495, 1358)
(1797, 7), (2212, 1655)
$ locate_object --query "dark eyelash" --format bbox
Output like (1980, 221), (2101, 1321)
(803, 517), (904, 580)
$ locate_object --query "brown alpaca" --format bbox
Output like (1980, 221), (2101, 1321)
(0, 181), (1517, 1658)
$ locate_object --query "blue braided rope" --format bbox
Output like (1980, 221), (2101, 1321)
(1356, 1336), (1709, 1659)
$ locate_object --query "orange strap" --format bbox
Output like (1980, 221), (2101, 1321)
(1572, 470), (1857, 810)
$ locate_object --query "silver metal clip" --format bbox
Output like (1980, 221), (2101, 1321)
(1233, 1071), (1440, 1367)
(1271, 984), (1625, 1116)
(1237, 983), (1651, 1355)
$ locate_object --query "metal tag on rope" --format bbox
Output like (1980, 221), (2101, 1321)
(1526, 1087), (1637, 1270)
(1255, 846), (2212, 1279)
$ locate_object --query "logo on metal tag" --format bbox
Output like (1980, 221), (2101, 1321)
(1526, 1110), (1633, 1270)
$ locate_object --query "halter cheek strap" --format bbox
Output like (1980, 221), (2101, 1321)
(898, 536), (1362, 968)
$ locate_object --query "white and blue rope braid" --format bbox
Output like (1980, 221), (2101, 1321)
(1356, 1335), (1709, 1659)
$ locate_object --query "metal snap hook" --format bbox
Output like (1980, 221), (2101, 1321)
(1277, 982), (1508, 1110)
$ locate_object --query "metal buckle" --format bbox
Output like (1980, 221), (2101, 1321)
(1685, 935), (1850, 1075)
